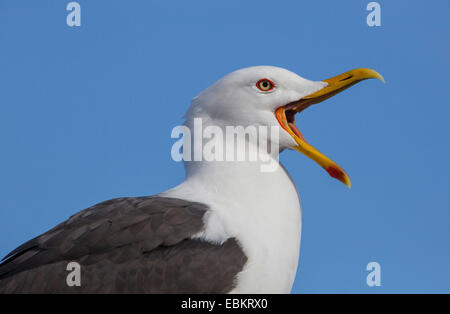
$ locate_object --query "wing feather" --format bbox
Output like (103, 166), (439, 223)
(0, 196), (247, 293)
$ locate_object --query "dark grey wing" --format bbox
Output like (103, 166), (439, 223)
(0, 196), (247, 293)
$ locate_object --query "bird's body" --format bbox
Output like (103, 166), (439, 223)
(0, 66), (383, 293)
(0, 159), (300, 293)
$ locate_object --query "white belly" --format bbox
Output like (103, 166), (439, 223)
(227, 170), (301, 293)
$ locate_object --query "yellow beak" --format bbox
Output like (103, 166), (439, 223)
(275, 68), (384, 188)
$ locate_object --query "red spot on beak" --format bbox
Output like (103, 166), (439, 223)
(326, 166), (344, 180)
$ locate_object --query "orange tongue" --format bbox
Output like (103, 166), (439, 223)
(288, 122), (308, 143)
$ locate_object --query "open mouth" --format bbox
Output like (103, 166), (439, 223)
(283, 100), (311, 143)
(275, 68), (384, 188)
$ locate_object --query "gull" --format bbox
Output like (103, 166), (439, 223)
(0, 66), (383, 293)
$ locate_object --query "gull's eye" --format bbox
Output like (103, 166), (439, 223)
(256, 78), (275, 92)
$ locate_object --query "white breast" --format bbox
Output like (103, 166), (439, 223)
(162, 158), (302, 293)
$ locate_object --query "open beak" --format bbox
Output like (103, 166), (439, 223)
(275, 68), (384, 188)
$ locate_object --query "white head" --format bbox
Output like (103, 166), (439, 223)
(184, 65), (384, 187)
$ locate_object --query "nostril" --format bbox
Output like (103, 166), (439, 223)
(339, 75), (353, 82)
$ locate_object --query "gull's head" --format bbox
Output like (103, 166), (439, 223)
(186, 65), (384, 187)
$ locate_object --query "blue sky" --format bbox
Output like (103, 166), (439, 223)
(0, 1), (449, 293)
